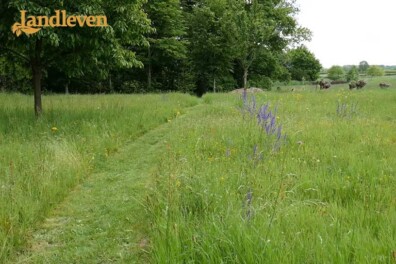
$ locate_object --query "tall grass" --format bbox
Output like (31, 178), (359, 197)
(144, 89), (396, 263)
(2, 84), (396, 263)
(0, 93), (198, 262)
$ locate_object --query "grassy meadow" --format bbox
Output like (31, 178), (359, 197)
(1, 78), (396, 263)
(145, 83), (396, 263)
(0, 93), (198, 262)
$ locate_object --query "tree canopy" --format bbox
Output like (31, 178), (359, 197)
(327, 66), (345, 81)
(0, 0), (151, 115)
(359, 61), (369, 73)
(346, 66), (359, 82)
(367, 65), (385, 77)
(0, 0), (317, 114)
(286, 45), (322, 81)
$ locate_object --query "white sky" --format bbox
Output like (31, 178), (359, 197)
(296, 0), (396, 68)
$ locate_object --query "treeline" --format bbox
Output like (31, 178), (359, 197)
(323, 61), (396, 82)
(0, 0), (321, 100)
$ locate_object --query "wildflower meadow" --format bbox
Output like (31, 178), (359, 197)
(1, 81), (396, 263)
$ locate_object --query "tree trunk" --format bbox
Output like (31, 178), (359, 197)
(213, 78), (216, 93)
(32, 66), (42, 116)
(65, 82), (69, 94)
(147, 46), (152, 91)
(243, 67), (248, 89)
(109, 74), (113, 92)
(0, 77), (4, 92)
(31, 39), (43, 117)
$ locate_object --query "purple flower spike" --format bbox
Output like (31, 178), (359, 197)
(277, 125), (282, 140)
(225, 148), (231, 157)
(240, 93), (286, 154)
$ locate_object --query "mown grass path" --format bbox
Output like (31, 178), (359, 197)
(13, 105), (199, 263)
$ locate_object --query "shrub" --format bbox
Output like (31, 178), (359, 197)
(327, 66), (345, 80)
(346, 66), (359, 82)
(249, 77), (273, 91)
(367, 66), (385, 77)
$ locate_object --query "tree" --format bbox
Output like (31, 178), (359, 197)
(188, 0), (234, 95)
(246, 49), (291, 88)
(180, 0), (198, 12)
(346, 66), (359, 82)
(1, 0), (316, 98)
(286, 45), (322, 81)
(367, 65), (385, 77)
(223, 0), (310, 88)
(142, 0), (188, 91)
(327, 65), (345, 81)
(359, 61), (369, 74)
(0, 55), (31, 92)
(0, 0), (151, 116)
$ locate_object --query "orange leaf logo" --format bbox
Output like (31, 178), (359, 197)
(12, 22), (41, 37)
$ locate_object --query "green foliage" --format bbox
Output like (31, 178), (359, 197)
(0, 0), (152, 112)
(142, 0), (188, 91)
(250, 76), (273, 90)
(223, 0), (310, 88)
(1, 0), (152, 71)
(327, 65), (345, 80)
(287, 45), (322, 81)
(213, 74), (238, 92)
(1, 0), (314, 97)
(0, 56), (30, 92)
(367, 65), (385, 77)
(358, 60), (369, 73)
(249, 50), (291, 86)
(187, 0), (234, 95)
(346, 65), (359, 82)
(119, 80), (145, 93)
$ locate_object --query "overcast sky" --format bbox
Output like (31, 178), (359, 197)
(296, 0), (395, 68)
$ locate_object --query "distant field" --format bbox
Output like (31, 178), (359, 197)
(278, 75), (396, 92)
(1, 80), (396, 263)
(385, 70), (396, 76)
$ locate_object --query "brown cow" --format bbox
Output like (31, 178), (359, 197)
(356, 80), (366, 89)
(319, 80), (331, 90)
(379, 83), (390, 88)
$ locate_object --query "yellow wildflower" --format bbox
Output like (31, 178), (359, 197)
(176, 180), (181, 188)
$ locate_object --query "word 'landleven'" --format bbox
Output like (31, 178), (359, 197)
(12, 10), (108, 37)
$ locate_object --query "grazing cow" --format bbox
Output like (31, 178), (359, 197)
(319, 80), (331, 90)
(318, 80), (325, 89)
(356, 80), (366, 89)
(379, 83), (390, 88)
(349, 81), (356, 90)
